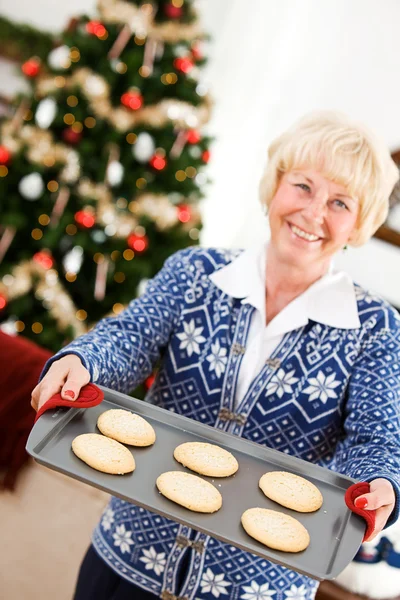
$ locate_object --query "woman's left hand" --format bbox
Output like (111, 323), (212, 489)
(355, 478), (396, 541)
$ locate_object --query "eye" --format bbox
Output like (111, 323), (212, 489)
(333, 199), (348, 210)
(295, 183), (311, 192)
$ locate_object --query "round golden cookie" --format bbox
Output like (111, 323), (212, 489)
(241, 507), (310, 552)
(259, 471), (323, 513)
(97, 409), (156, 447)
(156, 471), (222, 513)
(72, 433), (135, 475)
(173, 442), (239, 477)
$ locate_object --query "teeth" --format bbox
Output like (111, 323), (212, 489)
(290, 224), (319, 242)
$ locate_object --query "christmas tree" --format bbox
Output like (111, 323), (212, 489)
(0, 0), (212, 354)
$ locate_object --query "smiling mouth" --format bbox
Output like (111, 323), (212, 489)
(288, 223), (322, 242)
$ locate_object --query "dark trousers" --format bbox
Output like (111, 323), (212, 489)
(73, 544), (158, 599)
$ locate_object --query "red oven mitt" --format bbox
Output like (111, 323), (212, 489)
(34, 383), (104, 423)
(345, 481), (376, 542)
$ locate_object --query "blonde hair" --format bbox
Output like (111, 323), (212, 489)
(259, 111), (399, 246)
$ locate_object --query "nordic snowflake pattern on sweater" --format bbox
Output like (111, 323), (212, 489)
(46, 247), (400, 600)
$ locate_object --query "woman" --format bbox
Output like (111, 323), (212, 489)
(32, 111), (400, 600)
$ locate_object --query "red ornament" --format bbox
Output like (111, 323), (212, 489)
(33, 251), (54, 270)
(121, 91), (143, 111)
(75, 210), (95, 228)
(177, 204), (191, 223)
(127, 233), (149, 253)
(0, 146), (11, 165)
(144, 373), (156, 389)
(86, 20), (107, 38)
(163, 3), (183, 18)
(173, 57), (194, 74)
(22, 58), (40, 78)
(0, 293), (7, 310)
(149, 154), (167, 170)
(202, 150), (211, 163)
(186, 130), (201, 144)
(62, 128), (82, 145)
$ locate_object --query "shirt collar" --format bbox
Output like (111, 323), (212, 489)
(209, 242), (361, 333)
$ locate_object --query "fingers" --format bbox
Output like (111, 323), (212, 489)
(364, 504), (394, 542)
(31, 376), (65, 412)
(355, 478), (395, 511)
(31, 354), (90, 412)
(60, 365), (90, 402)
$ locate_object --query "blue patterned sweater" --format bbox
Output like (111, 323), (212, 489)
(45, 246), (400, 600)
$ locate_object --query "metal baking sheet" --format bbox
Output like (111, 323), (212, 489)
(26, 386), (365, 580)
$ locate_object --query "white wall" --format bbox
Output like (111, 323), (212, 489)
(1, 0), (400, 305)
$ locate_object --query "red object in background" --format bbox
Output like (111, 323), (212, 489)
(144, 373), (156, 390)
(0, 145), (11, 165)
(75, 210), (95, 228)
(21, 58), (40, 77)
(121, 91), (143, 111)
(62, 127), (82, 145)
(173, 57), (194, 74)
(85, 20), (107, 38)
(0, 331), (52, 489)
(149, 154), (167, 170)
(187, 130), (201, 144)
(127, 233), (149, 253)
(163, 3), (183, 19)
(33, 251), (54, 270)
(177, 204), (191, 223)
(202, 149), (211, 163)
(0, 293), (7, 310)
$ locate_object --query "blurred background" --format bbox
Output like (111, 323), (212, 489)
(1, 1), (400, 599)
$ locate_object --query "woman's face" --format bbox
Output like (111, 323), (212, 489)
(268, 168), (359, 271)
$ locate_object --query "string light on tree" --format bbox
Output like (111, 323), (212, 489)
(75, 209), (95, 228)
(177, 204), (191, 223)
(21, 57), (41, 77)
(33, 251), (54, 270)
(149, 152), (167, 170)
(127, 233), (149, 253)
(85, 20), (107, 38)
(121, 89), (143, 110)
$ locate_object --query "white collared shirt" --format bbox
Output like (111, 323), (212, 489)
(209, 243), (361, 406)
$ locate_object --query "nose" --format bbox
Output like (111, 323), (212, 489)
(303, 192), (327, 224)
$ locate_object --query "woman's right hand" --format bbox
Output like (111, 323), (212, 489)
(31, 354), (91, 412)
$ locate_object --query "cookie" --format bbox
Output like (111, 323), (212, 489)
(72, 433), (135, 475)
(259, 471), (323, 513)
(156, 471), (222, 513)
(97, 409), (156, 447)
(241, 507), (310, 552)
(173, 442), (238, 477)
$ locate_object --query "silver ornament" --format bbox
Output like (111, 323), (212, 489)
(63, 246), (83, 274)
(18, 173), (44, 200)
(133, 132), (155, 163)
(35, 97), (57, 129)
(48, 45), (71, 70)
(106, 160), (124, 186)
